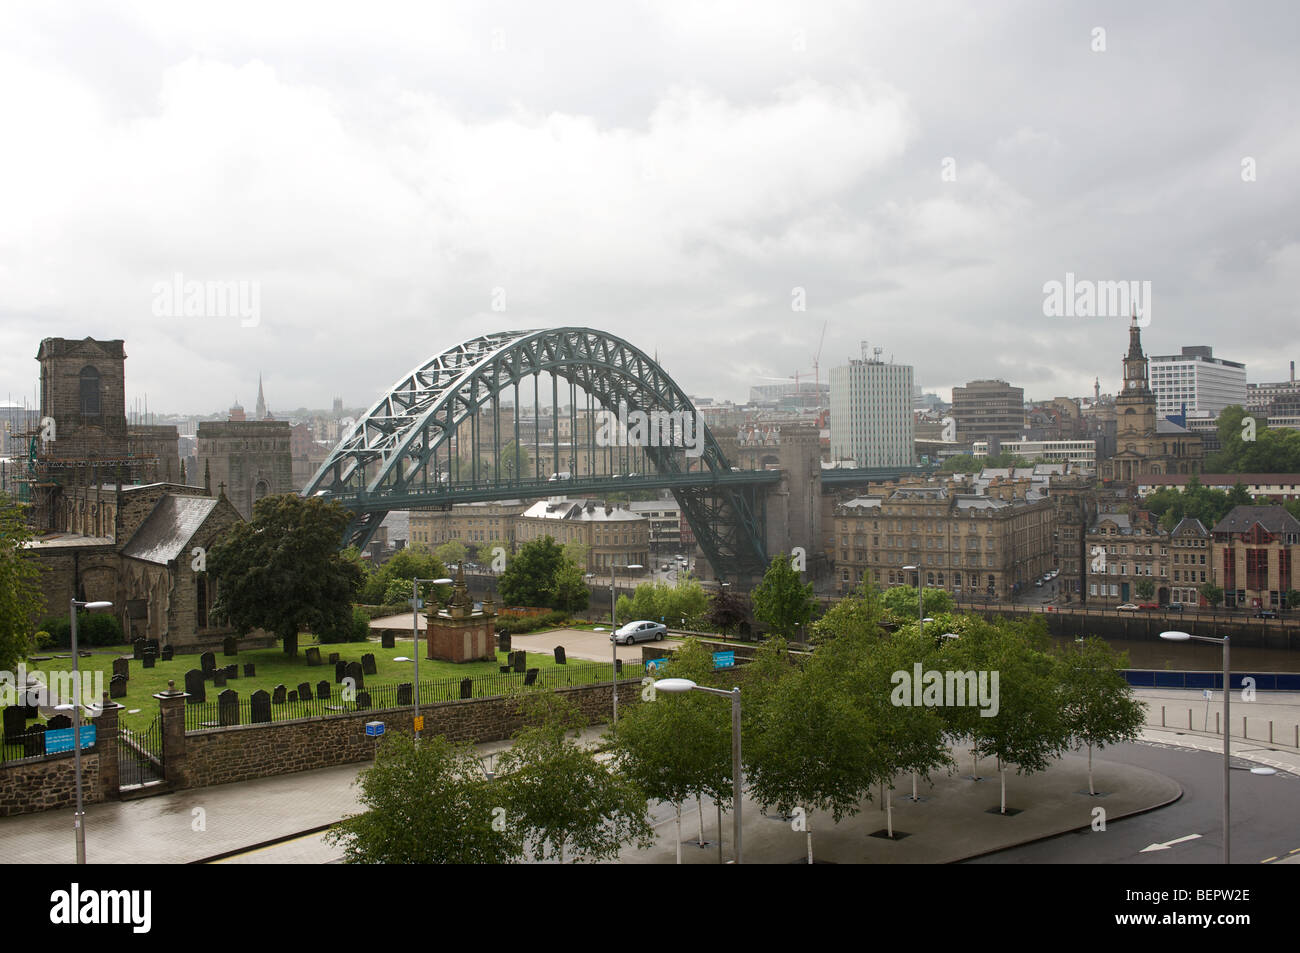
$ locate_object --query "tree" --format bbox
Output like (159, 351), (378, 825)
(611, 640), (731, 862)
(359, 544), (451, 606)
(561, 539), (589, 571)
(498, 693), (655, 863)
(880, 584), (954, 621)
(476, 537), (512, 572)
(810, 577), (885, 643)
(434, 539), (468, 569)
(1286, 589), (1300, 613)
(1056, 638), (1146, 795)
(704, 587), (749, 635)
(208, 494), (363, 655)
(498, 536), (566, 608)
(1199, 582), (1224, 609)
(546, 560), (590, 614)
(325, 732), (522, 863)
(0, 493), (45, 672)
(1133, 579), (1155, 602)
(750, 553), (817, 639)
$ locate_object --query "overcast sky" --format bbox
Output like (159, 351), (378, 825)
(2, 0), (1298, 416)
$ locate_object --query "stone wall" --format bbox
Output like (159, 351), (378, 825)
(0, 751), (104, 818)
(183, 678), (644, 789)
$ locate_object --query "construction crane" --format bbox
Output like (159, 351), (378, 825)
(811, 319), (828, 394)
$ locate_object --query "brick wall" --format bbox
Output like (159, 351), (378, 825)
(0, 751), (104, 818)
(183, 678), (644, 789)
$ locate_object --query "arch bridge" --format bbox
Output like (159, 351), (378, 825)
(303, 328), (780, 579)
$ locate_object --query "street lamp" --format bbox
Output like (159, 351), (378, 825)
(903, 565), (925, 636)
(655, 678), (742, 864)
(69, 598), (112, 864)
(609, 562), (643, 726)
(1161, 630), (1232, 863)
(409, 576), (453, 741)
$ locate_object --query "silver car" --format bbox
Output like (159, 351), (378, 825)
(611, 620), (667, 644)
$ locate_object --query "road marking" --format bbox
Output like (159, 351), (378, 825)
(1140, 833), (1202, 853)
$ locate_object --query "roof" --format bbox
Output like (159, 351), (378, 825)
(1156, 419), (1192, 435)
(520, 499), (645, 523)
(1138, 474), (1300, 487)
(1170, 517), (1209, 537)
(1211, 506), (1300, 536)
(120, 495), (221, 565)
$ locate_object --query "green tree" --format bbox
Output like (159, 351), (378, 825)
(750, 553), (817, 640)
(360, 544), (451, 606)
(477, 537), (512, 572)
(810, 577), (885, 643)
(434, 539), (468, 569)
(498, 693), (655, 863)
(208, 494), (363, 655)
(1056, 638), (1146, 795)
(0, 493), (46, 671)
(561, 539), (589, 571)
(1199, 582), (1224, 609)
(611, 640), (730, 862)
(1133, 579), (1155, 602)
(325, 732), (522, 863)
(1286, 589), (1300, 613)
(546, 560), (590, 614)
(880, 584), (954, 621)
(498, 536), (566, 608)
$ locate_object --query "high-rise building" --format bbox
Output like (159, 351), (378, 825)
(829, 347), (914, 467)
(1149, 346), (1246, 416)
(951, 379), (1025, 445)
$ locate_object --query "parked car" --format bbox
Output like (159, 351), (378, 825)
(611, 620), (667, 644)
(1255, 610), (1280, 619)
(1034, 579), (1043, 588)
(1167, 602), (1185, 612)
(1117, 603), (1140, 611)
(1138, 603), (1160, 610)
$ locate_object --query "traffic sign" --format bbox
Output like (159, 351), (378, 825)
(365, 721), (385, 737)
(413, 715), (424, 732)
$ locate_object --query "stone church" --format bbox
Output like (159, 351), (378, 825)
(1100, 319), (1203, 483)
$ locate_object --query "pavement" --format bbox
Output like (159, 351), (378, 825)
(508, 627), (682, 664)
(3, 687), (1296, 865)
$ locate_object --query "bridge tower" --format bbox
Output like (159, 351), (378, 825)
(764, 423), (823, 578)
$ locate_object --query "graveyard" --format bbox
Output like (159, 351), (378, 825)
(14, 633), (606, 732)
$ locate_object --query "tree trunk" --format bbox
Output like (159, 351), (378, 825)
(1088, 742), (1095, 796)
(675, 803), (682, 864)
(282, 630), (298, 657)
(886, 781), (894, 838)
(697, 795), (705, 845)
(717, 798), (724, 864)
(806, 815), (814, 865)
(999, 757), (1006, 814)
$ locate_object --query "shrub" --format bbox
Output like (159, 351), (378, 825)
(319, 606), (372, 643)
(37, 613), (123, 648)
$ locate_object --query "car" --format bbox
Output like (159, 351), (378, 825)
(1117, 603), (1140, 611)
(1138, 603), (1159, 610)
(1034, 579), (1043, 588)
(611, 620), (667, 644)
(1167, 602), (1185, 612)
(1255, 610), (1280, 619)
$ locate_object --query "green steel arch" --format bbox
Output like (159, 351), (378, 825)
(303, 328), (774, 577)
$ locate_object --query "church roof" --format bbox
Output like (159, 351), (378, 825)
(121, 494), (220, 565)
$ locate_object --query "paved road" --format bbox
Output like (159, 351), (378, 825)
(508, 627), (681, 663)
(964, 740), (1300, 865)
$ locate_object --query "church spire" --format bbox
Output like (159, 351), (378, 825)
(255, 374), (267, 420)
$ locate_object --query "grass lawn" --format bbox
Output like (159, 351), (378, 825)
(20, 632), (599, 732)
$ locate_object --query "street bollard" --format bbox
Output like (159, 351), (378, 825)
(1216, 712), (1220, 734)
(1269, 721), (1273, 744)
(1161, 706), (1166, 727)
(1189, 709), (1193, 729)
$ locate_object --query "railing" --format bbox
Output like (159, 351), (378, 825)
(183, 660), (642, 731)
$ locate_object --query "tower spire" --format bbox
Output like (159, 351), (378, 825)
(256, 374), (267, 420)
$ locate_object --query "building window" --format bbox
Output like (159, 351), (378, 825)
(79, 366), (101, 415)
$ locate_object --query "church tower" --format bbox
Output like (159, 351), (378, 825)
(1115, 316), (1156, 438)
(255, 374), (268, 420)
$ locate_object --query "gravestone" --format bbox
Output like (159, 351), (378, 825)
(225, 664), (238, 679)
(200, 651), (217, 676)
(335, 661), (347, 684)
(112, 657), (130, 681)
(396, 683), (412, 706)
(213, 670), (227, 688)
(223, 636), (238, 657)
(459, 678), (473, 700)
(288, 690), (298, 703)
(305, 647), (321, 667)
(250, 690), (272, 724)
(110, 674), (127, 699)
(144, 639), (160, 657)
(381, 631), (395, 649)
(346, 662), (364, 691)
(523, 668), (539, 687)
(3, 706), (25, 740)
(218, 689), (240, 726)
(161, 645), (174, 662)
(512, 651), (527, 675)
(243, 663), (256, 678)
(22, 723), (45, 757)
(553, 646), (566, 665)
(499, 665), (510, 674)
(317, 680), (330, 700)
(497, 632), (511, 654)
(297, 682), (313, 701)
(355, 691), (371, 710)
(361, 654), (377, 676)
(184, 669), (206, 704)
(132, 638), (146, 660)
(142, 650), (156, 669)
(328, 652), (340, 664)
(47, 714), (71, 730)
(272, 684), (286, 705)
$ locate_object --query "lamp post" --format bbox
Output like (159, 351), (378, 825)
(609, 561), (643, 726)
(69, 598), (112, 864)
(655, 678), (742, 864)
(1161, 630), (1231, 863)
(903, 564), (924, 636)
(409, 576), (452, 741)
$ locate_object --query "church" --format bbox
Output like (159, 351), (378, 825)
(1099, 319), (1204, 483)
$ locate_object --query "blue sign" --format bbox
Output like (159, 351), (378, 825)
(713, 651), (736, 670)
(45, 726), (95, 753)
(365, 721), (385, 737)
(644, 658), (667, 672)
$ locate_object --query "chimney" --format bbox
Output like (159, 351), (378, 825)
(1291, 361), (1295, 383)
